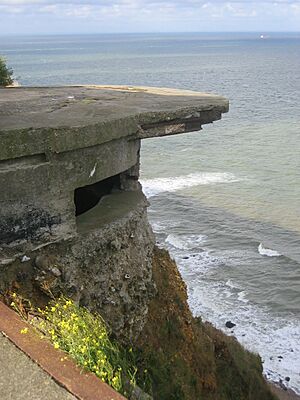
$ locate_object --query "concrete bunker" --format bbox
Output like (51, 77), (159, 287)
(74, 173), (121, 217)
(0, 85), (228, 340)
(0, 85), (228, 265)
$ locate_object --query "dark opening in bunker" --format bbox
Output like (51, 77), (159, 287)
(74, 174), (121, 216)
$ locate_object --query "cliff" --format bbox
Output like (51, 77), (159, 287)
(0, 85), (277, 399)
(136, 247), (276, 400)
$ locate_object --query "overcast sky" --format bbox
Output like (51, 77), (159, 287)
(0, 0), (299, 35)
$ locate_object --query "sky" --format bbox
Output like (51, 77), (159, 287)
(0, 0), (299, 35)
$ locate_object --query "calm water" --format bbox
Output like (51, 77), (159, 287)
(1, 32), (300, 392)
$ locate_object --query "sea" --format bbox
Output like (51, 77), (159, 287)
(1, 32), (299, 393)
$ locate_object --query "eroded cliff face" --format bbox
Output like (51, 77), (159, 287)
(135, 247), (277, 400)
(1, 192), (156, 342)
(1, 214), (278, 399)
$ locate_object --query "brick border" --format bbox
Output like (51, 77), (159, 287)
(0, 301), (126, 400)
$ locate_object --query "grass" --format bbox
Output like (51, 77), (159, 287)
(10, 294), (142, 397)
(7, 247), (278, 400)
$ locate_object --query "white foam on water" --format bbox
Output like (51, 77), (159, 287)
(166, 233), (207, 250)
(237, 290), (249, 303)
(175, 256), (300, 394)
(188, 280), (300, 394)
(151, 221), (167, 233)
(166, 234), (189, 250)
(141, 172), (240, 198)
(162, 233), (223, 280)
(258, 243), (282, 257)
(225, 280), (249, 303)
(225, 279), (240, 290)
(150, 219), (180, 234)
(164, 239), (300, 394)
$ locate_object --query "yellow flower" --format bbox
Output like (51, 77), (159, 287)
(12, 293), (17, 298)
(112, 376), (119, 386)
(20, 327), (28, 334)
(54, 343), (60, 349)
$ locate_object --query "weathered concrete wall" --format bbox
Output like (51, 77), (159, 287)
(0, 137), (140, 249)
(0, 85), (228, 340)
(0, 191), (155, 341)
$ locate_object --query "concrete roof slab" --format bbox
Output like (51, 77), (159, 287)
(0, 85), (228, 160)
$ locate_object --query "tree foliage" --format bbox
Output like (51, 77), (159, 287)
(0, 57), (13, 86)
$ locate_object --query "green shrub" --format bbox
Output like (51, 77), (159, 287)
(0, 57), (13, 86)
(36, 297), (138, 396)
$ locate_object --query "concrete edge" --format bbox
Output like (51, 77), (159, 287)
(2, 84), (227, 99)
(0, 301), (126, 400)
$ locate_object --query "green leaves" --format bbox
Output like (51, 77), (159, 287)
(38, 296), (138, 395)
(0, 57), (13, 87)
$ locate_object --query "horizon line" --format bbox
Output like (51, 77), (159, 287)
(0, 30), (300, 37)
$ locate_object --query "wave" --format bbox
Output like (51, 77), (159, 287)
(237, 290), (249, 304)
(166, 233), (207, 250)
(188, 277), (300, 395)
(225, 280), (249, 303)
(141, 172), (240, 198)
(225, 279), (240, 289)
(164, 237), (300, 393)
(258, 243), (282, 257)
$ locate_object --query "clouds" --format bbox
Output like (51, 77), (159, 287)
(1, 0), (300, 5)
(0, 0), (299, 33)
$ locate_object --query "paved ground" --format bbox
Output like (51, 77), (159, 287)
(0, 333), (76, 400)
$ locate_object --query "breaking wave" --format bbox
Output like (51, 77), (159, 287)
(141, 172), (240, 198)
(258, 243), (282, 257)
(166, 233), (207, 250)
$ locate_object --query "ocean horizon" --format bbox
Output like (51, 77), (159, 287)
(1, 31), (299, 393)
